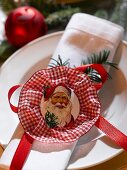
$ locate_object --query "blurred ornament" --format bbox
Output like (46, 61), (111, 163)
(5, 6), (47, 47)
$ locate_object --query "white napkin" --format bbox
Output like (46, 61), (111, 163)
(0, 13), (124, 170)
(50, 13), (124, 69)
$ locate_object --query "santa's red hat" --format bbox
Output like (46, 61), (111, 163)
(44, 83), (71, 101)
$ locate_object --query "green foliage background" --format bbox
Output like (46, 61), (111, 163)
(0, 0), (126, 61)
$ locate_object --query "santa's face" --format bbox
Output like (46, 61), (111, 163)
(51, 92), (69, 109)
(41, 90), (72, 128)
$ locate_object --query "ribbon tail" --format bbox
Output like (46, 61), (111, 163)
(95, 115), (127, 151)
(10, 133), (34, 170)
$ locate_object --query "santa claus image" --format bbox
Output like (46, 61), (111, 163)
(40, 84), (80, 128)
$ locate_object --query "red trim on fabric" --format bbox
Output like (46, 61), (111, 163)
(10, 133), (34, 170)
(8, 85), (21, 113)
(75, 64), (108, 90)
(95, 116), (127, 151)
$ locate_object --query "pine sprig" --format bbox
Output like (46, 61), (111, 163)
(48, 55), (70, 67)
(0, 40), (17, 61)
(0, 0), (17, 12)
(82, 50), (118, 82)
(83, 50), (106, 65)
(46, 7), (81, 29)
(45, 111), (58, 128)
(105, 61), (118, 70)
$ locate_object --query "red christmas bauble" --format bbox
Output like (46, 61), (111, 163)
(5, 6), (47, 47)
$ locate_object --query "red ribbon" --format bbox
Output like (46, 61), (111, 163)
(75, 64), (108, 90)
(95, 116), (127, 151)
(10, 116), (127, 170)
(10, 133), (34, 170)
(8, 85), (21, 113)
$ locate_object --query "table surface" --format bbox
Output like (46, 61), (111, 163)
(0, 145), (4, 158)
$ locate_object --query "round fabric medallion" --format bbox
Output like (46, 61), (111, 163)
(18, 66), (101, 143)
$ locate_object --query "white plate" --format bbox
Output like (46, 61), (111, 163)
(0, 31), (127, 169)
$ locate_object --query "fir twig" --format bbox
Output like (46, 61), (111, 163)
(0, 0), (17, 12)
(0, 40), (17, 61)
(82, 50), (118, 82)
(46, 7), (81, 29)
(48, 55), (70, 67)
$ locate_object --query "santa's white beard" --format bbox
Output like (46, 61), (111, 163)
(41, 98), (72, 127)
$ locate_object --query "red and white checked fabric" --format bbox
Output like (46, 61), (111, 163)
(9, 65), (127, 170)
(18, 66), (101, 143)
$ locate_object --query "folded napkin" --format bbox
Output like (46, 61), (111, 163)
(50, 13), (123, 69)
(0, 13), (124, 170)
